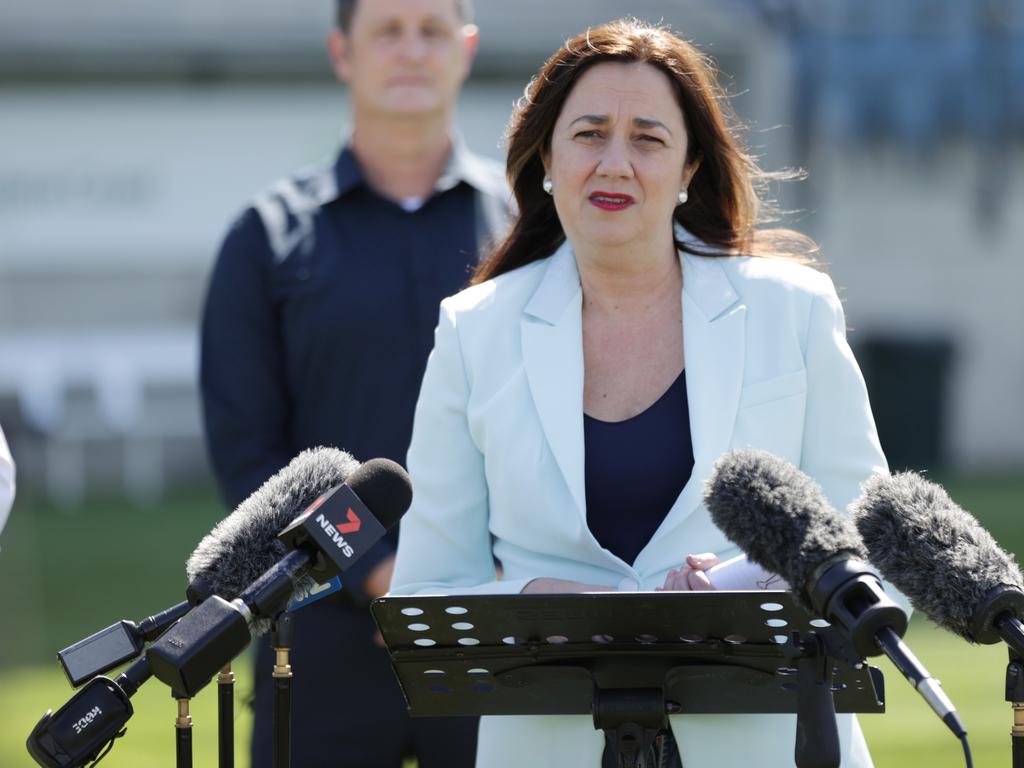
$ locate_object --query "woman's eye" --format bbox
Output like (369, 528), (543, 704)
(574, 130), (601, 139)
(637, 134), (664, 144)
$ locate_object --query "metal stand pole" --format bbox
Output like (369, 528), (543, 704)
(272, 613), (294, 768)
(175, 697), (193, 768)
(218, 663), (235, 768)
(1008, 655), (1024, 768)
(792, 634), (840, 768)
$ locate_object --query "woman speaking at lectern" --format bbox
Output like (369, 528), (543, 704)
(390, 18), (886, 768)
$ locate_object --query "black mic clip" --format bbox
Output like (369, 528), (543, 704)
(809, 558), (908, 660)
(968, 585), (1024, 645)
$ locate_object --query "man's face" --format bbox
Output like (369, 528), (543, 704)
(329, 0), (478, 120)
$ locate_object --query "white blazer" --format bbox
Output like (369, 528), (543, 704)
(391, 238), (888, 767)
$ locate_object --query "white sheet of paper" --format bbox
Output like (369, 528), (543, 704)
(705, 554), (789, 591)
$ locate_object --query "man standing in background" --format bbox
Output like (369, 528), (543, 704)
(200, 1), (507, 765)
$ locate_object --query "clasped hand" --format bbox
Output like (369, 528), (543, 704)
(657, 552), (720, 591)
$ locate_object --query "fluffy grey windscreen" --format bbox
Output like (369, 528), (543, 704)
(186, 446), (360, 603)
(705, 448), (867, 612)
(852, 471), (1024, 640)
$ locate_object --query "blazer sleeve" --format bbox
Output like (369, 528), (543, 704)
(800, 275), (916, 615)
(390, 300), (535, 597)
(799, 273), (888, 510)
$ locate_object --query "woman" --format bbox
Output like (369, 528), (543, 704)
(390, 18), (886, 767)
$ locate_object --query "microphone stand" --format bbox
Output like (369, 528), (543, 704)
(272, 613), (294, 768)
(988, 611), (1024, 768)
(175, 696), (193, 768)
(1007, 651), (1024, 768)
(218, 663), (235, 768)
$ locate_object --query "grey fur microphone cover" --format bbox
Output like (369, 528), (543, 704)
(705, 448), (867, 612)
(186, 446), (359, 634)
(852, 471), (1024, 641)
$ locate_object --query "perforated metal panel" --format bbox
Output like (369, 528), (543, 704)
(371, 591), (885, 717)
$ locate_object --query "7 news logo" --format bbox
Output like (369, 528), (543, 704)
(315, 508), (361, 558)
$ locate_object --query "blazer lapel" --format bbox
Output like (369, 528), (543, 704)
(521, 242), (588, 518)
(635, 251), (745, 573)
(683, 251), (746, 475)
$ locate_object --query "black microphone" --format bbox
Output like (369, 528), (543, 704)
(705, 449), (967, 739)
(57, 602), (191, 687)
(27, 446), (383, 767)
(147, 455), (411, 697)
(55, 446), (363, 688)
(185, 445), (362, 625)
(27, 657), (152, 768)
(852, 471), (1024, 658)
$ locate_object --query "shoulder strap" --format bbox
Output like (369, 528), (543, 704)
(251, 164), (338, 265)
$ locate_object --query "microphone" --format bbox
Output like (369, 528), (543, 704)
(147, 455), (411, 697)
(53, 446), (362, 688)
(705, 449), (967, 739)
(27, 657), (152, 768)
(185, 445), (362, 626)
(852, 471), (1024, 658)
(27, 447), (394, 767)
(57, 602), (191, 687)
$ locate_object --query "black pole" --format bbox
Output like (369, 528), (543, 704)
(793, 634), (840, 768)
(175, 697), (193, 768)
(272, 613), (294, 768)
(218, 663), (235, 768)
(1007, 656), (1024, 768)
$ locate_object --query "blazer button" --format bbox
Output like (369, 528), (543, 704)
(617, 577), (640, 592)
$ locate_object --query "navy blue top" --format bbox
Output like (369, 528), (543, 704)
(200, 142), (508, 601)
(584, 369), (694, 565)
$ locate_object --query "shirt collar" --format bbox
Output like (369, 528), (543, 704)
(331, 135), (504, 203)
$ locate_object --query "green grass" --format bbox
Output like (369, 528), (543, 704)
(860, 617), (1012, 767)
(1, 474), (1021, 767)
(0, 485), (228, 668)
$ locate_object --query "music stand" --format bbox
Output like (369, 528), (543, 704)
(372, 591), (885, 768)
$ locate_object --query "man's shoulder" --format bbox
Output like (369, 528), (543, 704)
(242, 159), (341, 264)
(458, 149), (508, 200)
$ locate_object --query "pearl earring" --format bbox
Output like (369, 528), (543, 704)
(542, 178), (553, 195)
(678, 188), (689, 205)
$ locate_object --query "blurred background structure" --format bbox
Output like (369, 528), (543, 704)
(1, 0), (1022, 505)
(1, 3), (1023, 767)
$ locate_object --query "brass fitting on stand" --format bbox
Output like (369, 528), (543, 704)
(273, 647), (293, 679)
(218, 663), (235, 685)
(1012, 701), (1024, 738)
(176, 698), (193, 729)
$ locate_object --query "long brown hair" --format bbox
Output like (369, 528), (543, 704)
(472, 18), (816, 285)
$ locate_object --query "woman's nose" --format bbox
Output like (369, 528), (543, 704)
(595, 136), (633, 178)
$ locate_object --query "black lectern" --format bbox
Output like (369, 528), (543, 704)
(372, 591), (885, 768)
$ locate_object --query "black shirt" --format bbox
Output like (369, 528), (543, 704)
(200, 141), (509, 599)
(584, 369), (694, 565)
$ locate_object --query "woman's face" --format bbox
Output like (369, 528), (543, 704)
(543, 61), (697, 255)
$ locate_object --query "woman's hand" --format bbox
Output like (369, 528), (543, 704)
(521, 577), (612, 594)
(658, 552), (721, 591)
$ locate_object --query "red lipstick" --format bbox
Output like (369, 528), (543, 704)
(588, 191), (635, 211)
